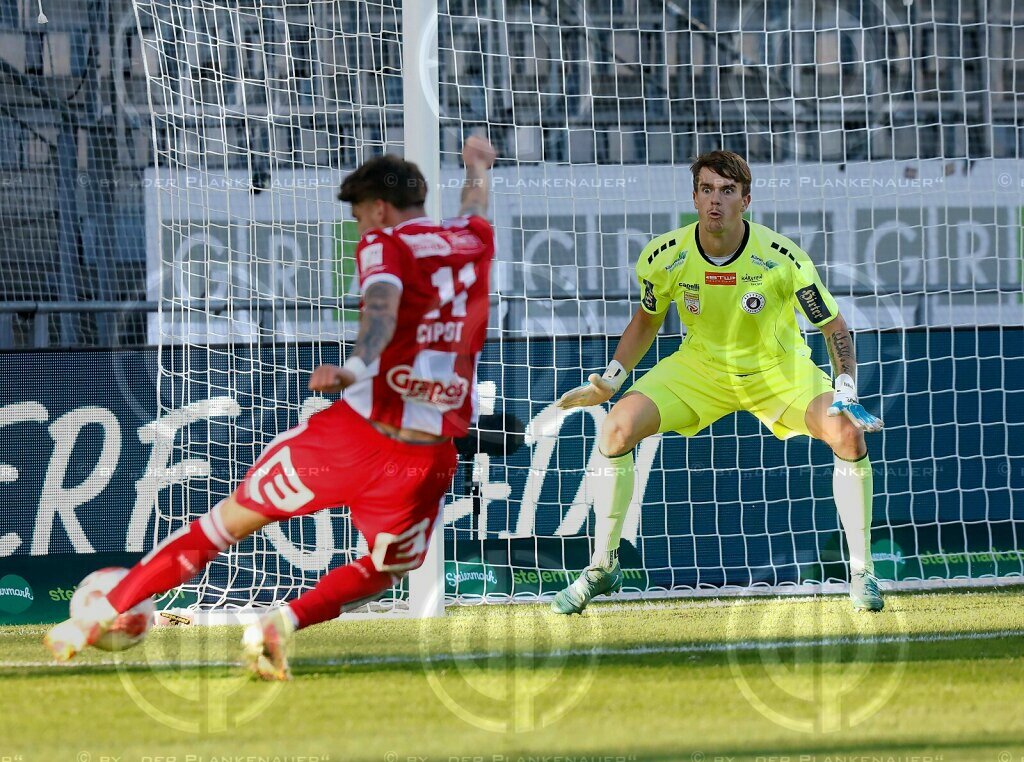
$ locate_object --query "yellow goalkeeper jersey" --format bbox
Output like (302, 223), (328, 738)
(636, 220), (839, 375)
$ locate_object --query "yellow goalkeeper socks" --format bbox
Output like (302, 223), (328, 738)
(591, 449), (635, 569)
(833, 453), (874, 575)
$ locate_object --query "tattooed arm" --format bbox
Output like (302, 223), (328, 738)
(308, 282), (400, 393)
(350, 282), (400, 364)
(819, 313), (884, 432)
(820, 314), (856, 381)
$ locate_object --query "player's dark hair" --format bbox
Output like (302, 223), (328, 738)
(690, 150), (752, 196)
(338, 154), (427, 209)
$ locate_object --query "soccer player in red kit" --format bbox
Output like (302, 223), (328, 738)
(45, 136), (498, 679)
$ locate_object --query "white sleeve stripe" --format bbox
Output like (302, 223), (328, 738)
(210, 503), (237, 545)
(361, 272), (404, 293)
(199, 514), (233, 551)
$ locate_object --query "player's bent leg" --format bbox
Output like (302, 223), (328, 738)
(243, 551), (413, 681)
(107, 495), (269, 613)
(593, 390), (663, 567)
(242, 608), (296, 682)
(244, 516), (440, 680)
(600, 391), (663, 457)
(552, 392), (667, 615)
(287, 556), (398, 629)
(243, 431), (457, 679)
(242, 549), (400, 682)
(797, 393), (882, 612)
(800, 392), (866, 461)
(46, 400), (350, 663)
(44, 496), (269, 662)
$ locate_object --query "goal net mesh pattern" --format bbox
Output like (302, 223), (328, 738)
(132, 0), (1024, 611)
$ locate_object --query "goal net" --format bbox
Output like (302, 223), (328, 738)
(133, 0), (1024, 615)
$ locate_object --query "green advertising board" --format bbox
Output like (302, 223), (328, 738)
(445, 537), (649, 598)
(806, 522), (1024, 584)
(0, 552), (144, 625)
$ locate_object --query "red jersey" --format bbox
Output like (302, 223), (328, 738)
(342, 215), (494, 437)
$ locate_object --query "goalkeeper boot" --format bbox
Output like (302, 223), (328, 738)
(242, 608), (295, 681)
(551, 562), (623, 615)
(43, 597), (117, 662)
(850, 570), (884, 612)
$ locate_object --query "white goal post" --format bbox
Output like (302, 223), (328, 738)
(402, 0), (444, 618)
(132, 0), (1024, 620)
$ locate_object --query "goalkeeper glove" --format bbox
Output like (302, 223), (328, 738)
(557, 360), (627, 410)
(827, 373), (883, 432)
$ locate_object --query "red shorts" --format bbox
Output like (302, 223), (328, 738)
(236, 400), (457, 572)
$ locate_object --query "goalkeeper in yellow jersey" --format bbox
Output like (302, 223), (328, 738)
(554, 150), (885, 613)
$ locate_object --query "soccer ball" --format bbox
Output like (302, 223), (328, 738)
(70, 567), (154, 652)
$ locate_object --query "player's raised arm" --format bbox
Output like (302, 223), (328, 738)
(818, 314), (883, 432)
(459, 135), (497, 218)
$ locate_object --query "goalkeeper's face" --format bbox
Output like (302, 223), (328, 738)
(693, 168), (750, 234)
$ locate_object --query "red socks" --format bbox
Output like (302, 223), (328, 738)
(105, 508), (395, 629)
(107, 512), (235, 613)
(287, 556), (396, 629)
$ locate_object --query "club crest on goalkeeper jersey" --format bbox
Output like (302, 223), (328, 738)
(344, 215), (494, 437)
(635, 219), (839, 375)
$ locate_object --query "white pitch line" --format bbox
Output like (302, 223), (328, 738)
(588, 587), (1023, 614)
(2, 628), (1022, 671)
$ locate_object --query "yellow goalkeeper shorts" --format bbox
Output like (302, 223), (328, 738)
(628, 346), (833, 440)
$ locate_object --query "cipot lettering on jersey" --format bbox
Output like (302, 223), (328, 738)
(417, 320), (465, 344)
(386, 366), (469, 410)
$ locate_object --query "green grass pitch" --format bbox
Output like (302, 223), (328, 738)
(3, 588), (1024, 761)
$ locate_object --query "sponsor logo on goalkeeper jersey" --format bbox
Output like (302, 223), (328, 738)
(0, 574), (34, 614)
(741, 273), (764, 284)
(678, 281), (700, 291)
(741, 292), (766, 314)
(706, 272), (736, 286)
(641, 278), (658, 311)
(750, 254), (779, 271)
(663, 249), (688, 271)
(386, 366), (469, 410)
(796, 283), (832, 322)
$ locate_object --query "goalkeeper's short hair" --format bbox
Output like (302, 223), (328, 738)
(690, 150), (752, 196)
(338, 154), (427, 209)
